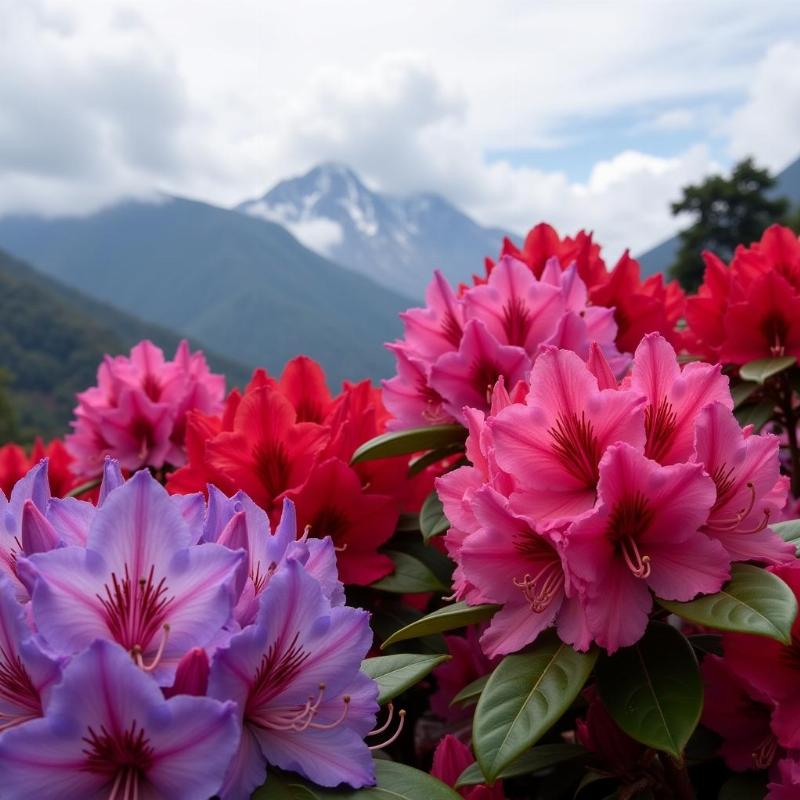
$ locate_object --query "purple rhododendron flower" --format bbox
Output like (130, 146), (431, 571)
(209, 559), (378, 799)
(0, 639), (238, 799)
(19, 470), (246, 684)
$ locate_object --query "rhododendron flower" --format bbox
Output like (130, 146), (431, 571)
(722, 562), (800, 750)
(286, 458), (396, 585)
(431, 625), (496, 723)
(384, 252), (627, 428)
(0, 438), (78, 498)
(701, 654), (779, 772)
(458, 486), (590, 656)
(576, 686), (646, 780)
(430, 734), (504, 800)
(0, 575), (61, 733)
(630, 333), (732, 465)
(694, 403), (794, 564)
(769, 756), (800, 799)
(19, 470), (245, 684)
(203, 487), (344, 621)
(566, 443), (729, 652)
(685, 225), (800, 364)
(490, 347), (646, 525)
(67, 340), (225, 475)
(209, 560), (377, 798)
(0, 639), (239, 800)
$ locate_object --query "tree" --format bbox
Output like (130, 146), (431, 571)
(0, 368), (19, 445)
(668, 158), (790, 291)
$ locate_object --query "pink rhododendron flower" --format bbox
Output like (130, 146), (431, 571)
(490, 347), (646, 525)
(67, 340), (225, 476)
(693, 402), (795, 564)
(431, 734), (505, 800)
(384, 255), (627, 428)
(768, 755), (800, 799)
(630, 333), (732, 465)
(565, 442), (729, 652)
(458, 486), (590, 656)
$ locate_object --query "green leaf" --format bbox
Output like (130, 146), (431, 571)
(389, 538), (453, 587)
(687, 634), (722, 656)
(450, 674), (489, 708)
(371, 551), (448, 594)
(420, 491), (449, 541)
(734, 400), (775, 432)
(408, 444), (465, 477)
(395, 513), (421, 533)
(257, 761), (463, 799)
(371, 604), (447, 655)
(456, 743), (586, 787)
(65, 477), (102, 498)
(381, 601), (499, 649)
(739, 355), (796, 383)
(731, 380), (760, 409)
(596, 622), (702, 758)
(351, 425), (466, 464)
(473, 634), (598, 782)
(361, 654), (450, 704)
(772, 518), (800, 556)
(658, 563), (798, 644)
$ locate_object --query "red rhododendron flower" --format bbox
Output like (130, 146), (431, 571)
(0, 438), (79, 498)
(686, 225), (800, 364)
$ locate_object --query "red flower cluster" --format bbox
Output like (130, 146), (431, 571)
(685, 225), (800, 364)
(484, 223), (685, 354)
(168, 356), (432, 585)
(0, 438), (77, 498)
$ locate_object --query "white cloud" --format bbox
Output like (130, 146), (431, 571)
(244, 201), (344, 256)
(728, 41), (800, 171)
(636, 109), (697, 133)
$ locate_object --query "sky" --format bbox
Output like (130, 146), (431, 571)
(1, 0), (799, 258)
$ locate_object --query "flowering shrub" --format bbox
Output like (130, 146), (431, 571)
(0, 220), (798, 798)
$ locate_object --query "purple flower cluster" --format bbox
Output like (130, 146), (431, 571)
(0, 460), (378, 799)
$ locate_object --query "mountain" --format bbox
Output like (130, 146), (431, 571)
(0, 248), (248, 441)
(0, 195), (410, 388)
(637, 155), (800, 277)
(237, 163), (512, 298)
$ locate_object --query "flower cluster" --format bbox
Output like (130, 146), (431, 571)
(701, 562), (800, 797)
(67, 339), (226, 477)
(438, 333), (794, 655)
(167, 356), (433, 584)
(685, 224), (800, 364)
(0, 460), (378, 799)
(0, 437), (77, 497)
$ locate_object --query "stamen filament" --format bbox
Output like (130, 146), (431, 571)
(368, 709), (406, 750)
(368, 703), (395, 736)
(620, 535), (651, 579)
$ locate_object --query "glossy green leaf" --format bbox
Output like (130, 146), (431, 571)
(371, 604), (446, 655)
(450, 674), (489, 708)
(772, 518), (800, 556)
(739, 355), (796, 384)
(658, 563), (798, 644)
(381, 602), (499, 649)
(596, 622), (702, 758)
(687, 634), (722, 656)
(371, 551), (447, 594)
(361, 654), (450, 704)
(420, 490), (450, 541)
(473, 634), (598, 782)
(730, 380), (760, 409)
(456, 743), (586, 787)
(389, 538), (453, 587)
(351, 425), (466, 464)
(256, 761), (463, 799)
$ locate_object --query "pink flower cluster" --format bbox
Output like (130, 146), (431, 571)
(67, 340), (225, 476)
(383, 255), (628, 429)
(702, 562), (800, 797)
(437, 333), (795, 655)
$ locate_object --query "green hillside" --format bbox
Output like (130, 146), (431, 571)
(0, 196), (408, 387)
(0, 249), (248, 442)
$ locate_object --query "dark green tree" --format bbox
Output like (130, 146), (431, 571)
(668, 158), (790, 291)
(0, 369), (19, 445)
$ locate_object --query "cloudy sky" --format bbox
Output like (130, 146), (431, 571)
(1, 0), (799, 257)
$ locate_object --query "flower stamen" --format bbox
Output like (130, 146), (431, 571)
(368, 709), (406, 750)
(620, 535), (651, 579)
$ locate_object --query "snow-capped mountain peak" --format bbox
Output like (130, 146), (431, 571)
(236, 163), (512, 298)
